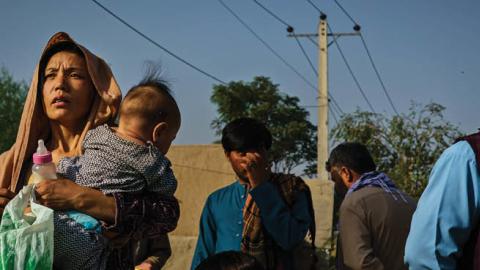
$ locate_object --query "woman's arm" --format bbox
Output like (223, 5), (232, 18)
(35, 178), (180, 237)
(35, 178), (116, 223)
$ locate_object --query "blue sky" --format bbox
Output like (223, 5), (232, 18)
(1, 1), (479, 145)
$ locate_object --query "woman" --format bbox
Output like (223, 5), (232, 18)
(0, 32), (179, 269)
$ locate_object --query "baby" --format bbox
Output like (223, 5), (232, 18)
(53, 74), (181, 270)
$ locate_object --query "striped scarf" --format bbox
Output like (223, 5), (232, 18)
(241, 173), (316, 269)
(347, 171), (407, 202)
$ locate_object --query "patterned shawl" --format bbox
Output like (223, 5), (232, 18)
(241, 173), (316, 269)
(0, 32), (122, 192)
(347, 171), (407, 202)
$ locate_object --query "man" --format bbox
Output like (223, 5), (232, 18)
(327, 142), (416, 270)
(191, 118), (315, 270)
(405, 133), (480, 269)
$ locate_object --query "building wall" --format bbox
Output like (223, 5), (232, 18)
(164, 144), (333, 269)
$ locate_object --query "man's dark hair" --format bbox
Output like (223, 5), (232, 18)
(221, 118), (272, 153)
(195, 251), (264, 270)
(326, 142), (376, 174)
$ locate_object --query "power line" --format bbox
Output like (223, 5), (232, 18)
(333, 0), (359, 26)
(217, 0), (319, 93)
(359, 34), (399, 115)
(328, 24), (377, 113)
(330, 1), (400, 115)
(306, 36), (319, 47)
(294, 36), (317, 76)
(329, 106), (340, 126)
(253, 0), (291, 29)
(304, 99), (343, 116)
(329, 97), (344, 116)
(304, 1), (349, 116)
(305, 0), (326, 16)
(246, 0), (345, 115)
(91, 0), (227, 85)
(251, 0), (318, 77)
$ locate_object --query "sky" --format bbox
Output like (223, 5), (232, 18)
(1, 0), (479, 146)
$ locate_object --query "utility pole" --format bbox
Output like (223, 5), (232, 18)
(317, 14), (329, 183)
(288, 14), (360, 252)
(289, 14), (360, 179)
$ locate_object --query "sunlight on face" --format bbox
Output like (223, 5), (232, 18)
(42, 51), (95, 127)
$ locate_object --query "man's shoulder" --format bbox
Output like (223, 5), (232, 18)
(442, 140), (474, 157)
(206, 181), (240, 203)
(341, 187), (415, 210)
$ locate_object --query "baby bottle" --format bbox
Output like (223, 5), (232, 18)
(32, 139), (57, 184)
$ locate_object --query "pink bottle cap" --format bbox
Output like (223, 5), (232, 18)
(33, 139), (52, 164)
(33, 153), (52, 164)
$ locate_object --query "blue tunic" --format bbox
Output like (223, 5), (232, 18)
(405, 141), (480, 269)
(191, 179), (312, 269)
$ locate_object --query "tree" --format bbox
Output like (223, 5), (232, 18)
(211, 76), (317, 177)
(0, 67), (28, 153)
(331, 102), (462, 197)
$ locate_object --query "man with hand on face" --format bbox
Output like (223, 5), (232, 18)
(191, 118), (315, 270)
(327, 142), (416, 270)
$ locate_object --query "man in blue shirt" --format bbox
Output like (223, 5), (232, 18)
(405, 136), (480, 269)
(191, 118), (315, 270)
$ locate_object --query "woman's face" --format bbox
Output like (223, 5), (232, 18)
(42, 51), (95, 126)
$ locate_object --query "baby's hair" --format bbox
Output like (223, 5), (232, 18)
(119, 64), (180, 129)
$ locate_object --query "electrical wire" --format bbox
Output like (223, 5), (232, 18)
(217, 0), (319, 93)
(329, 106), (340, 125)
(304, 0), (349, 116)
(252, 0), (318, 77)
(305, 0), (325, 16)
(329, 97), (343, 116)
(253, 0), (291, 28)
(246, 0), (344, 114)
(331, 0), (399, 115)
(306, 36), (319, 47)
(359, 35), (399, 116)
(91, 0), (227, 85)
(294, 36), (317, 76)
(333, 0), (359, 26)
(359, 33), (400, 115)
(328, 24), (377, 113)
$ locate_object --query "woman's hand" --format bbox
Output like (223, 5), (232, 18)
(36, 178), (116, 223)
(35, 178), (83, 210)
(0, 188), (16, 216)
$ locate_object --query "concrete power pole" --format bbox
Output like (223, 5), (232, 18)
(317, 15), (329, 183)
(288, 15), (360, 253)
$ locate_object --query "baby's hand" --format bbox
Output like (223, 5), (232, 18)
(135, 262), (153, 270)
(23, 206), (32, 214)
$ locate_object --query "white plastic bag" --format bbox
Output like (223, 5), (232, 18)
(0, 185), (54, 270)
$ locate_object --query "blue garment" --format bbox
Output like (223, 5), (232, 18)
(348, 171), (407, 202)
(404, 141), (480, 269)
(191, 180), (312, 269)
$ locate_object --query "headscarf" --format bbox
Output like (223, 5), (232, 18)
(0, 32), (122, 192)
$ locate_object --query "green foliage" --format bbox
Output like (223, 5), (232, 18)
(0, 67), (28, 152)
(211, 76), (317, 177)
(331, 102), (462, 197)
